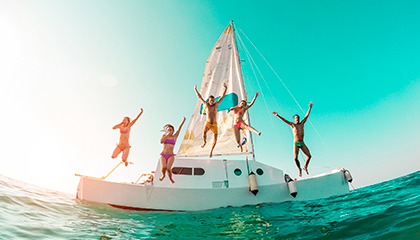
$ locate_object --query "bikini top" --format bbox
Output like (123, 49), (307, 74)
(164, 138), (176, 145)
(120, 127), (130, 134)
(234, 108), (243, 115)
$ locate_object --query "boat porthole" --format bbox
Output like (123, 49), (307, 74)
(234, 168), (242, 176)
(256, 168), (264, 175)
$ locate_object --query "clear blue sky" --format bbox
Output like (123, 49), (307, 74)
(1, 0), (419, 193)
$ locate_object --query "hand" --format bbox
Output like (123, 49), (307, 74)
(256, 91), (259, 96)
(194, 85), (197, 90)
(140, 108), (143, 113)
(272, 111), (278, 116)
(223, 83), (227, 88)
(182, 116), (186, 120)
(309, 102), (313, 108)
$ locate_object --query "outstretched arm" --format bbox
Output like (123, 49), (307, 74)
(194, 85), (207, 104)
(272, 112), (293, 126)
(230, 105), (241, 112)
(174, 116), (187, 138)
(113, 122), (123, 129)
(301, 102), (313, 124)
(246, 91), (259, 109)
(128, 108), (144, 127)
(216, 83), (228, 104)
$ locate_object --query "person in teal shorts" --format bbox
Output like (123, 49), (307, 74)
(273, 102), (313, 177)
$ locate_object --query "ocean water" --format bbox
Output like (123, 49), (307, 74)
(0, 171), (419, 240)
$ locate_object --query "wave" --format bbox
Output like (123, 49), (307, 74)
(0, 171), (419, 239)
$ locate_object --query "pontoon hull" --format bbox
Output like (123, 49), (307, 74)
(76, 159), (350, 211)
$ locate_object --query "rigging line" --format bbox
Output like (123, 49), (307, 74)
(237, 31), (280, 109)
(237, 28), (334, 158)
(238, 28), (304, 113)
(236, 32), (283, 149)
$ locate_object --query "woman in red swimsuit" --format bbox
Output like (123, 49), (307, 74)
(230, 92), (261, 152)
(159, 116), (186, 184)
(111, 109), (143, 166)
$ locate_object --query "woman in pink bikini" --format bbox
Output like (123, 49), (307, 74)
(159, 116), (186, 184)
(112, 109), (143, 166)
(230, 92), (261, 152)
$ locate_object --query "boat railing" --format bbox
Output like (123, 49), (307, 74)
(74, 161), (133, 181)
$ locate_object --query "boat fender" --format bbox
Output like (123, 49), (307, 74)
(284, 174), (297, 198)
(343, 169), (353, 183)
(248, 172), (259, 196)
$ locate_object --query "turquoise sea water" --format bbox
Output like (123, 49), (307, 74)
(0, 171), (419, 240)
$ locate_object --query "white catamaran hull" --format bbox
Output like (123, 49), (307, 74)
(76, 158), (350, 211)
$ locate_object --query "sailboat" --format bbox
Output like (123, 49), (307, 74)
(75, 22), (353, 211)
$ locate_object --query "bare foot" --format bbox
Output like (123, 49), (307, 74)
(201, 141), (207, 148)
(303, 167), (309, 175)
(299, 168), (302, 177)
(240, 145), (243, 152)
(258, 132), (261, 136)
(123, 160), (128, 167)
(169, 178), (175, 184)
(159, 176), (165, 181)
(209, 151), (213, 158)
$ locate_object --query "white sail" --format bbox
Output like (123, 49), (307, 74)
(178, 23), (253, 157)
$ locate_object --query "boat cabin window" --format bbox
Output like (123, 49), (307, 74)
(172, 167), (205, 176)
(172, 167), (192, 175)
(194, 168), (205, 175)
(256, 168), (264, 175)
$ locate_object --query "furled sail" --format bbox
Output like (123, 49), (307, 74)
(178, 23), (253, 157)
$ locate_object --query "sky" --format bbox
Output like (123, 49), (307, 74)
(1, 0), (419, 194)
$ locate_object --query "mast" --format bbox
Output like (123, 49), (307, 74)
(231, 21), (255, 161)
(177, 21), (254, 158)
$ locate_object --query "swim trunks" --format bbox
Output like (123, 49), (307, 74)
(205, 121), (218, 134)
(294, 142), (304, 148)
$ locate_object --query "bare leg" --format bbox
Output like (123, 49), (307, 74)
(293, 144), (302, 177)
(301, 144), (312, 175)
(167, 156), (176, 184)
(209, 134), (218, 158)
(201, 127), (209, 148)
(111, 146), (122, 159)
(243, 123), (261, 136)
(122, 148), (130, 167)
(159, 155), (167, 181)
(233, 127), (242, 152)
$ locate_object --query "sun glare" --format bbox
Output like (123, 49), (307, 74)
(100, 74), (118, 87)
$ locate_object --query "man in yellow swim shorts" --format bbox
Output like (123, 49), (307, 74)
(194, 83), (227, 158)
(205, 121), (218, 135)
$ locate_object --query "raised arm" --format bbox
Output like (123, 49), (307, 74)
(174, 116), (186, 138)
(194, 85), (207, 104)
(246, 91), (259, 109)
(301, 102), (313, 124)
(272, 112), (294, 126)
(216, 83), (228, 104)
(128, 108), (143, 127)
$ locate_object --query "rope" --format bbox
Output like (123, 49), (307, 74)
(236, 32), (283, 150)
(237, 28), (334, 158)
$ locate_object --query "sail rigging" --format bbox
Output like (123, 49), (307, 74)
(178, 23), (253, 157)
